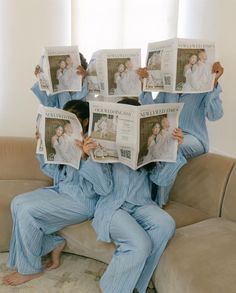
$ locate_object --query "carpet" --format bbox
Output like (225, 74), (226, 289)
(0, 252), (106, 293)
(0, 253), (157, 293)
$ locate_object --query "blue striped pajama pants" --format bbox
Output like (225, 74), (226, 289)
(154, 133), (205, 207)
(100, 203), (175, 293)
(7, 188), (91, 275)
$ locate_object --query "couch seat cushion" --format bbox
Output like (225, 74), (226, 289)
(59, 221), (115, 264)
(164, 200), (211, 228)
(153, 218), (236, 293)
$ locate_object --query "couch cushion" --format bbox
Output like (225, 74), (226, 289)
(59, 221), (115, 264)
(153, 218), (236, 293)
(222, 164), (236, 222)
(170, 153), (236, 217)
(164, 200), (211, 228)
(0, 180), (51, 252)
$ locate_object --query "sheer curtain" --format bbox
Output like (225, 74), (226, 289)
(72, 0), (179, 63)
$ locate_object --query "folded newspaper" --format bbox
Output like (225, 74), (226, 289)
(143, 38), (215, 93)
(37, 46), (82, 95)
(95, 49), (142, 100)
(36, 105), (83, 169)
(89, 101), (183, 170)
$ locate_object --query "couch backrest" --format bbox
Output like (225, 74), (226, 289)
(221, 164), (236, 222)
(170, 153), (236, 217)
(0, 136), (51, 180)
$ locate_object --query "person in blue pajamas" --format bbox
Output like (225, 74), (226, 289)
(3, 100), (113, 286)
(31, 53), (89, 109)
(82, 98), (184, 293)
(138, 62), (224, 207)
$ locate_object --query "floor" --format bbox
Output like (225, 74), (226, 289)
(0, 253), (157, 293)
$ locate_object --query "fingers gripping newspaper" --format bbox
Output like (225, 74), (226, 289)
(89, 101), (183, 170)
(36, 105), (83, 169)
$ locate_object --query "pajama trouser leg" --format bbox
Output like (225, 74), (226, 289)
(155, 134), (205, 207)
(133, 204), (176, 293)
(100, 209), (153, 293)
(7, 188), (90, 275)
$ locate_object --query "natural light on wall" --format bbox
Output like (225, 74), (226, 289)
(72, 0), (179, 64)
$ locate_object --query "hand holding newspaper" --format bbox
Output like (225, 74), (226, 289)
(88, 101), (183, 170)
(36, 105), (83, 169)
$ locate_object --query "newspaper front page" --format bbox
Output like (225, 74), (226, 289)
(37, 106), (83, 169)
(38, 46), (82, 95)
(143, 38), (215, 93)
(96, 49), (142, 100)
(89, 101), (183, 170)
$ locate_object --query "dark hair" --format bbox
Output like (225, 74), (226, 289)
(63, 100), (89, 122)
(117, 97), (140, 106)
(79, 53), (88, 70)
(117, 97), (156, 171)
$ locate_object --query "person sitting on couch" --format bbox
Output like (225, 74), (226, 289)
(138, 62), (224, 207)
(3, 100), (112, 286)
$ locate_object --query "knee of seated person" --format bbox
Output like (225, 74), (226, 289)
(159, 213), (176, 239)
(10, 194), (26, 212)
(11, 195), (35, 216)
(133, 233), (153, 259)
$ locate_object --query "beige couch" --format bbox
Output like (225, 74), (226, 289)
(1, 136), (236, 293)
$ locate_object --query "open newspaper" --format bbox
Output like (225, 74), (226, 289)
(143, 38), (215, 93)
(36, 106), (83, 169)
(37, 46), (82, 95)
(96, 49), (142, 100)
(86, 51), (101, 99)
(89, 101), (183, 170)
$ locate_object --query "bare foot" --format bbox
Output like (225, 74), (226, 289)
(45, 241), (66, 271)
(3, 271), (42, 286)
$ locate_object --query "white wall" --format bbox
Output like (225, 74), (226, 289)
(0, 0), (71, 137)
(178, 0), (236, 157)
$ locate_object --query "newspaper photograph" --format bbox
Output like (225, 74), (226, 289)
(39, 106), (83, 169)
(143, 38), (215, 93)
(96, 49), (142, 100)
(42, 46), (82, 95)
(89, 101), (183, 170)
(137, 103), (183, 169)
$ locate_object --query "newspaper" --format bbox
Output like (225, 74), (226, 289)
(36, 106), (83, 169)
(89, 101), (183, 170)
(143, 38), (215, 93)
(37, 46), (82, 95)
(36, 104), (44, 154)
(95, 49), (142, 100)
(86, 51), (101, 99)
